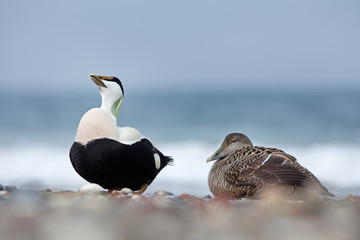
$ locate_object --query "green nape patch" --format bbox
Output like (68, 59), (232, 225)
(111, 96), (123, 118)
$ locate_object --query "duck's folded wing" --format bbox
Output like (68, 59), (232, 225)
(227, 153), (314, 187)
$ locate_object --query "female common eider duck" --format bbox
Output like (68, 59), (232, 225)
(69, 74), (173, 194)
(207, 133), (334, 199)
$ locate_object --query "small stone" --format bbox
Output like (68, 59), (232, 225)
(79, 183), (105, 193)
(109, 188), (134, 198)
(347, 194), (360, 202)
(131, 194), (146, 201)
(119, 188), (134, 194)
(0, 190), (8, 196)
(180, 193), (192, 199)
(109, 190), (120, 196)
(153, 191), (174, 197)
(38, 189), (52, 193)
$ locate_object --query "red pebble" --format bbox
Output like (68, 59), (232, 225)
(347, 194), (360, 202)
(180, 193), (192, 199)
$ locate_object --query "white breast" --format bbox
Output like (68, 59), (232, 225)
(75, 108), (119, 145)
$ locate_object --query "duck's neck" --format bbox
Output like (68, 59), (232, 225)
(100, 104), (117, 122)
(100, 95), (123, 122)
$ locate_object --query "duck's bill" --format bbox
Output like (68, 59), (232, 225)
(206, 153), (220, 163)
(90, 74), (107, 88)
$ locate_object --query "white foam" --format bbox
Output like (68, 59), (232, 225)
(286, 144), (360, 188)
(0, 144), (88, 191)
(147, 140), (214, 195)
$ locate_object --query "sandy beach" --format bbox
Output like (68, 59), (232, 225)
(1, 186), (360, 240)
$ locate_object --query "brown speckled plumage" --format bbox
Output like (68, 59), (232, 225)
(207, 133), (334, 199)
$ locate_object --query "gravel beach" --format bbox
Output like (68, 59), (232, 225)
(1, 186), (360, 240)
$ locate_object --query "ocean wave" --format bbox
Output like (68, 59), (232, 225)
(1, 141), (359, 196)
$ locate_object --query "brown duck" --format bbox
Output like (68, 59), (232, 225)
(207, 133), (334, 199)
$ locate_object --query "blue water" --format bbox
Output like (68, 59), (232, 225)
(2, 88), (360, 145)
(1, 87), (360, 197)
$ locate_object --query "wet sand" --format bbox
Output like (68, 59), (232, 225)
(1, 186), (360, 240)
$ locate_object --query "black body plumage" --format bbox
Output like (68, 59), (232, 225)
(70, 138), (173, 191)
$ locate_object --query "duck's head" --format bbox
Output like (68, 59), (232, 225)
(90, 74), (124, 119)
(206, 133), (253, 163)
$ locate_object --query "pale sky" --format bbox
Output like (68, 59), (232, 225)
(1, 0), (360, 92)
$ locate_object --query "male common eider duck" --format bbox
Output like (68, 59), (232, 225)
(69, 74), (173, 194)
(207, 133), (334, 199)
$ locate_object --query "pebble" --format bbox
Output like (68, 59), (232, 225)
(347, 194), (360, 202)
(110, 188), (135, 199)
(0, 190), (8, 196)
(79, 183), (105, 193)
(153, 190), (174, 197)
(180, 193), (192, 199)
(119, 188), (134, 194)
(0, 190), (359, 240)
(131, 194), (147, 201)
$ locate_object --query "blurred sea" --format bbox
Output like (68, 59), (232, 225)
(1, 87), (360, 198)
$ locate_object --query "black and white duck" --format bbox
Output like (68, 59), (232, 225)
(69, 74), (173, 194)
